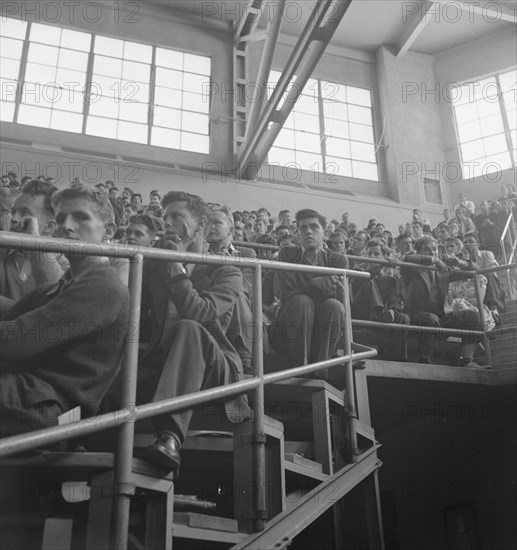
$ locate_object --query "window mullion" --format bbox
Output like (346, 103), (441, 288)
(318, 79), (326, 174)
(147, 46), (156, 145)
(13, 20), (30, 124)
(82, 33), (96, 135)
(496, 74), (515, 167)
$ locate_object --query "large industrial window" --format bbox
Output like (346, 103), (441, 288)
(17, 22), (91, 133)
(0, 17), (211, 154)
(452, 69), (516, 179)
(0, 18), (28, 122)
(267, 70), (379, 182)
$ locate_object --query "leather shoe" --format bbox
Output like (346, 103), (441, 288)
(144, 432), (181, 471)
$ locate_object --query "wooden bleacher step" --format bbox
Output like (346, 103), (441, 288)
(283, 452), (327, 481)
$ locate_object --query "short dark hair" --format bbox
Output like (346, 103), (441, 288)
(128, 214), (160, 236)
(295, 208), (326, 229)
(161, 191), (212, 234)
(52, 184), (115, 224)
(414, 235), (436, 253)
(366, 238), (389, 256)
(21, 179), (58, 217)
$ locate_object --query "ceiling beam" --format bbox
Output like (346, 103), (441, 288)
(237, 0), (353, 179)
(397, 0), (434, 56)
(430, 0), (517, 24)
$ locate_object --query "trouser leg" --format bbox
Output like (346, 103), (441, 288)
(139, 320), (229, 442)
(271, 295), (315, 367)
(412, 312), (441, 358)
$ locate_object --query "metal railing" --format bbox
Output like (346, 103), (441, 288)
(500, 211), (516, 299)
(1, 232), (515, 548)
(0, 232), (373, 549)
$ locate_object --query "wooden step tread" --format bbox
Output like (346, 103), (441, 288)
(284, 452), (322, 473)
(283, 457), (328, 481)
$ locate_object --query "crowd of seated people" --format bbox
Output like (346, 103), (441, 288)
(0, 170), (514, 470)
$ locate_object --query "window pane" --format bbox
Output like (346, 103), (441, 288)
(294, 112), (320, 133)
(95, 36), (124, 57)
(122, 60), (150, 83)
(457, 120), (481, 143)
(123, 41), (152, 63)
(154, 86), (182, 108)
(1, 57), (21, 80)
(30, 22), (60, 46)
(327, 157), (352, 178)
(181, 131), (209, 153)
(56, 68), (86, 89)
(295, 151), (322, 171)
(155, 67), (183, 89)
(483, 134), (507, 156)
(151, 126), (181, 148)
(53, 90), (84, 113)
(0, 101), (15, 121)
(154, 106), (181, 129)
(326, 137), (351, 158)
(476, 97), (501, 118)
(28, 43), (59, 66)
(183, 91), (208, 113)
(268, 147), (295, 166)
(93, 55), (122, 78)
(0, 18), (27, 40)
(455, 102), (478, 124)
(156, 48), (183, 70)
(119, 100), (148, 123)
(461, 139), (485, 161)
(58, 49), (88, 71)
(326, 119), (349, 139)
(89, 95), (118, 118)
(184, 53), (210, 75)
(321, 81), (346, 103)
(351, 141), (376, 163)
(348, 105), (372, 125)
(86, 115), (118, 139)
(479, 114), (504, 137)
(25, 63), (56, 84)
(183, 72), (209, 94)
(275, 129), (295, 149)
(61, 28), (91, 52)
(0, 78), (18, 102)
(293, 93), (318, 115)
(121, 80), (149, 103)
(483, 152), (512, 172)
(1, 37), (23, 60)
(324, 101), (348, 120)
(117, 121), (148, 143)
(353, 161), (378, 181)
(295, 131), (321, 152)
(346, 86), (371, 107)
(182, 110), (209, 134)
(50, 110), (83, 132)
(349, 123), (374, 143)
(499, 70), (517, 93)
(17, 104), (52, 127)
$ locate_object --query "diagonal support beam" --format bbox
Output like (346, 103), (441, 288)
(230, 446), (382, 550)
(397, 0), (434, 56)
(235, 0), (266, 47)
(431, 0), (517, 23)
(237, 0), (353, 180)
(244, 0), (285, 143)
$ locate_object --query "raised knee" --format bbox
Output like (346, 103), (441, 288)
(321, 298), (345, 312)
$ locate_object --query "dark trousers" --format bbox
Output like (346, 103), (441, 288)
(137, 319), (246, 443)
(412, 309), (483, 358)
(270, 296), (345, 367)
(371, 309), (410, 361)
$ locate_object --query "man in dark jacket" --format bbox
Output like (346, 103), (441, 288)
(0, 184), (129, 437)
(269, 209), (348, 371)
(401, 235), (482, 366)
(138, 192), (249, 471)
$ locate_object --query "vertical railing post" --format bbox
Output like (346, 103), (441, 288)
(112, 254), (144, 550)
(251, 263), (266, 531)
(342, 272), (359, 460)
(472, 271), (493, 369)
